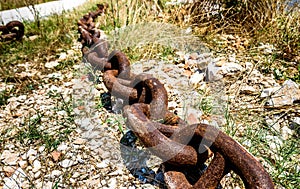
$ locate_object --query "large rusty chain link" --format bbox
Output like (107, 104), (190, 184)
(77, 4), (274, 189)
(0, 21), (24, 41)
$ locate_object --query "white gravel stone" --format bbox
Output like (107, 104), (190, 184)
(44, 182), (55, 189)
(293, 117), (300, 125)
(17, 95), (27, 102)
(101, 179), (107, 186)
(73, 138), (87, 145)
(26, 149), (38, 157)
(59, 159), (78, 168)
(28, 155), (36, 164)
(57, 110), (67, 116)
(45, 61), (59, 68)
(222, 62), (244, 74)
(32, 160), (42, 173)
(48, 85), (62, 93)
(189, 72), (205, 85)
(18, 160), (28, 168)
(168, 101), (178, 110)
(70, 177), (76, 184)
(38, 146), (45, 153)
(77, 157), (85, 164)
(35, 181), (43, 189)
(265, 135), (283, 151)
(108, 177), (117, 189)
(57, 144), (68, 152)
(281, 126), (293, 140)
(3, 166), (15, 175)
(59, 52), (67, 60)
(240, 86), (257, 95)
(108, 169), (124, 176)
(1, 150), (19, 165)
(206, 62), (223, 81)
(72, 172), (81, 178)
(51, 170), (62, 178)
(245, 62), (253, 71)
(261, 80), (300, 106)
(96, 160), (109, 168)
(261, 87), (281, 98)
(34, 170), (41, 178)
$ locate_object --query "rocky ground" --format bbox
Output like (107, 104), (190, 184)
(0, 30), (299, 189)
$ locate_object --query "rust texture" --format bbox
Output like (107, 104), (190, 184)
(77, 3), (107, 50)
(0, 21), (24, 41)
(194, 123), (274, 188)
(77, 4), (275, 189)
(124, 104), (198, 166)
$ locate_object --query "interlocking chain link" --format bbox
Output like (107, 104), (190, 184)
(0, 21), (24, 41)
(77, 4), (274, 189)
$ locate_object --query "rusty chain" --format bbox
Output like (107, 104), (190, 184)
(77, 4), (274, 189)
(0, 21), (24, 41)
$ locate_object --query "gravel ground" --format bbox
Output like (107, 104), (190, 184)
(1, 32), (299, 188)
(0, 33), (223, 188)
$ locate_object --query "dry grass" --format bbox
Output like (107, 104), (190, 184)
(166, 0), (298, 32)
(97, 0), (162, 29)
(256, 9), (300, 59)
(164, 0), (299, 59)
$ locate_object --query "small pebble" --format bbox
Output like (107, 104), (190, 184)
(59, 159), (77, 168)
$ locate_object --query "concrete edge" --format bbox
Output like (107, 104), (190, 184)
(0, 0), (88, 24)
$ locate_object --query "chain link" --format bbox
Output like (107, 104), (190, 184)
(0, 21), (24, 41)
(77, 4), (274, 189)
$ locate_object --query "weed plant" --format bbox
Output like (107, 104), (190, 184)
(165, 0), (299, 68)
(0, 1), (100, 101)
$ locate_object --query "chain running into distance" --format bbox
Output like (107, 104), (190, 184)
(0, 21), (24, 41)
(77, 3), (274, 189)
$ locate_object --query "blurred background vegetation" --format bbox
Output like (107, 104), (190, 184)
(100, 0), (299, 81)
(177, 0), (299, 60)
(0, 0), (55, 11)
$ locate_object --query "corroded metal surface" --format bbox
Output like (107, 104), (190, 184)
(0, 21), (24, 41)
(77, 4), (275, 189)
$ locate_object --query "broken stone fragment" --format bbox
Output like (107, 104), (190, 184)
(1, 150), (19, 166)
(261, 79), (300, 107)
(240, 86), (257, 95)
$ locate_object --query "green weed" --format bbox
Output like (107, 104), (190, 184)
(107, 115), (126, 135)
